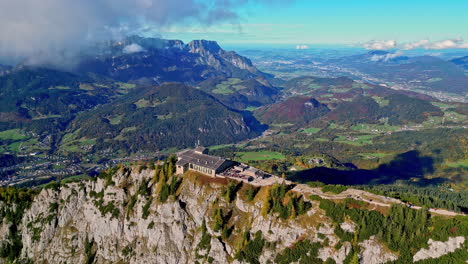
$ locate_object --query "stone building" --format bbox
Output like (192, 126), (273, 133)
(176, 147), (235, 177)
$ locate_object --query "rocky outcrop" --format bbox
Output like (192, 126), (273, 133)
(413, 236), (466, 262)
(359, 236), (398, 264)
(340, 220), (356, 233)
(187, 39), (260, 78)
(78, 36), (264, 83)
(1, 165), (465, 264)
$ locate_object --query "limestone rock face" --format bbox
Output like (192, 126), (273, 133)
(187, 40), (259, 76)
(0, 165), (463, 264)
(318, 242), (352, 264)
(413, 236), (465, 262)
(359, 236), (398, 264)
(340, 220), (356, 233)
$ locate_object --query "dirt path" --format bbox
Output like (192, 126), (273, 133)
(220, 172), (465, 217)
(292, 184), (465, 217)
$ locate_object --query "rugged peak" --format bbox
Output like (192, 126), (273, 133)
(187, 40), (222, 54)
(112, 35), (185, 52)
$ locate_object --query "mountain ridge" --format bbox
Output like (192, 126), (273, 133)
(0, 161), (465, 263)
(77, 36), (267, 84)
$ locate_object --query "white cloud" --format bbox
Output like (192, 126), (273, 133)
(402, 38), (468, 50)
(0, 0), (294, 66)
(370, 51), (404, 62)
(296, 45), (309, 50)
(401, 39), (430, 50)
(459, 43), (468, 49)
(364, 38), (468, 51)
(123, 43), (145, 54)
(363, 40), (397, 50)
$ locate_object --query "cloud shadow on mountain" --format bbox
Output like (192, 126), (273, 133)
(289, 150), (446, 186)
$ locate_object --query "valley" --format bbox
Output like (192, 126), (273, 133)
(1, 1), (468, 264)
(1, 38), (466, 199)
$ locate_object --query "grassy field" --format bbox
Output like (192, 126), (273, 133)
(328, 123), (347, 130)
(302, 127), (321, 134)
(0, 129), (29, 141)
(314, 138), (329, 142)
(245, 106), (260, 111)
(271, 123), (294, 128)
(236, 151), (286, 162)
(421, 112), (466, 127)
(32, 114), (62, 120)
(212, 78), (242, 94)
(209, 144), (235, 151)
(351, 124), (400, 133)
(334, 134), (378, 146)
(359, 152), (392, 159)
(61, 174), (91, 183)
(109, 115), (124, 125)
(61, 138), (96, 153)
(212, 85), (234, 94)
(117, 82), (136, 90)
(431, 102), (452, 109)
(8, 141), (22, 152)
(445, 159), (468, 169)
(372, 96), (389, 106)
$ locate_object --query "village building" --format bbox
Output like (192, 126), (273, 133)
(176, 147), (236, 177)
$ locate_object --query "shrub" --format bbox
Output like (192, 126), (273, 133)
(244, 186), (259, 202)
(235, 231), (265, 264)
(322, 184), (347, 194)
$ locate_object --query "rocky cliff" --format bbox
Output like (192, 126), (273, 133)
(0, 162), (466, 264)
(77, 36), (264, 83)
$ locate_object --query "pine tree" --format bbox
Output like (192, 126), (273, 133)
(152, 165), (160, 184)
(167, 162), (174, 177)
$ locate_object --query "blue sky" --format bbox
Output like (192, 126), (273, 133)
(159, 0), (468, 46)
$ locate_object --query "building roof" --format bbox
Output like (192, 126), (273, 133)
(194, 146), (208, 154)
(176, 149), (228, 170)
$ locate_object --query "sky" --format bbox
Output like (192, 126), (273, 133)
(159, 0), (468, 46)
(1, 0), (467, 66)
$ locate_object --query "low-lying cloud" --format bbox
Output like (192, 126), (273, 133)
(123, 44), (146, 54)
(402, 38), (468, 50)
(363, 38), (468, 51)
(370, 51), (404, 62)
(0, 0), (294, 67)
(296, 45), (309, 50)
(363, 40), (397, 50)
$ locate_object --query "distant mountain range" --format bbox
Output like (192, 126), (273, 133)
(0, 37), (466, 177)
(77, 36), (268, 84)
(330, 51), (468, 95)
(451, 56), (468, 70)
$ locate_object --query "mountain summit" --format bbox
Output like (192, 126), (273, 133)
(77, 36), (265, 84)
